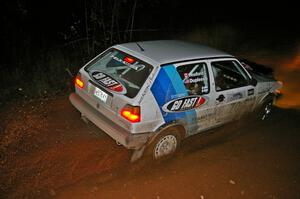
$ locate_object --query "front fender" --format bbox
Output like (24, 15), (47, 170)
(259, 93), (276, 106)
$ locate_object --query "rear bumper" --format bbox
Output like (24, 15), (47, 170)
(69, 92), (151, 149)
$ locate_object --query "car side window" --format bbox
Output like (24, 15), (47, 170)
(176, 63), (209, 95)
(211, 60), (249, 91)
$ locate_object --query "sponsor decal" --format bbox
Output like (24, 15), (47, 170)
(198, 111), (215, 120)
(90, 71), (126, 94)
(162, 95), (206, 113)
(138, 83), (150, 104)
(227, 92), (244, 102)
(151, 65), (198, 134)
(137, 66), (159, 104)
(188, 71), (204, 77)
(183, 72), (207, 84)
(248, 88), (254, 96)
(202, 86), (209, 93)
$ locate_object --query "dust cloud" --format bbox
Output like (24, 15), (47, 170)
(253, 42), (300, 109)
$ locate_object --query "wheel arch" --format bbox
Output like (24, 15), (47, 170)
(259, 92), (276, 106)
(148, 121), (187, 146)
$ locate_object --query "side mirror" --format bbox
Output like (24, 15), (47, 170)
(250, 78), (257, 87)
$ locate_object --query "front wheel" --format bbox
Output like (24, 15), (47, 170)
(260, 100), (273, 120)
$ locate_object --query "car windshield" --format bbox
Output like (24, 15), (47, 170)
(86, 49), (153, 98)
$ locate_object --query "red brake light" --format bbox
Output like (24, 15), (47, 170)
(109, 84), (123, 92)
(121, 105), (140, 123)
(75, 75), (84, 88)
(123, 56), (135, 64)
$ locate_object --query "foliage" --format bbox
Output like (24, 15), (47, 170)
(0, 0), (244, 107)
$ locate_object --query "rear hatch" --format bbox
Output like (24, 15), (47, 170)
(76, 48), (153, 131)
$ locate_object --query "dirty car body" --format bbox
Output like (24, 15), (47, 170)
(69, 40), (282, 159)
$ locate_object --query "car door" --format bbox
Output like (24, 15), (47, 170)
(174, 60), (217, 135)
(207, 58), (256, 124)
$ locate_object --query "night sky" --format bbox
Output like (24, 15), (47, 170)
(2, 0), (299, 43)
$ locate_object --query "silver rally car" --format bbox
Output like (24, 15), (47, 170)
(69, 40), (282, 161)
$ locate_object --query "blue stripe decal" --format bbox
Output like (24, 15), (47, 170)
(151, 65), (197, 133)
(163, 65), (187, 95)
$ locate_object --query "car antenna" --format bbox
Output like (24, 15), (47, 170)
(136, 42), (145, 51)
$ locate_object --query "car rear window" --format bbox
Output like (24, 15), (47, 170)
(85, 49), (153, 98)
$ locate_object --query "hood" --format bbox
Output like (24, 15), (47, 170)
(250, 72), (276, 82)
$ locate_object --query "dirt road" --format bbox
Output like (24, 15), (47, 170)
(0, 92), (300, 199)
(1, 44), (300, 198)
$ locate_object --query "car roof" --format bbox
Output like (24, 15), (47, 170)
(115, 40), (233, 65)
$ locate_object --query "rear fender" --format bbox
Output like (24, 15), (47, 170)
(147, 122), (187, 146)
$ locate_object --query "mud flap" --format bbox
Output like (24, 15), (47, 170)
(130, 145), (146, 162)
(81, 114), (90, 124)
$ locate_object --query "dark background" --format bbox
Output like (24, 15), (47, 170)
(0, 0), (299, 104)
(2, 1), (299, 44)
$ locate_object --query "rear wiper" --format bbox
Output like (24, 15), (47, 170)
(136, 42), (144, 51)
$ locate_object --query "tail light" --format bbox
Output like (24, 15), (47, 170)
(75, 74), (84, 88)
(109, 84), (123, 92)
(121, 105), (140, 123)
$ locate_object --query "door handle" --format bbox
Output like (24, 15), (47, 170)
(216, 94), (225, 102)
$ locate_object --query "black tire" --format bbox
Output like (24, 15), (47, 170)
(145, 127), (182, 160)
(259, 100), (273, 121)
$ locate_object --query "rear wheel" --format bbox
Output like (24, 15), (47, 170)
(146, 128), (182, 160)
